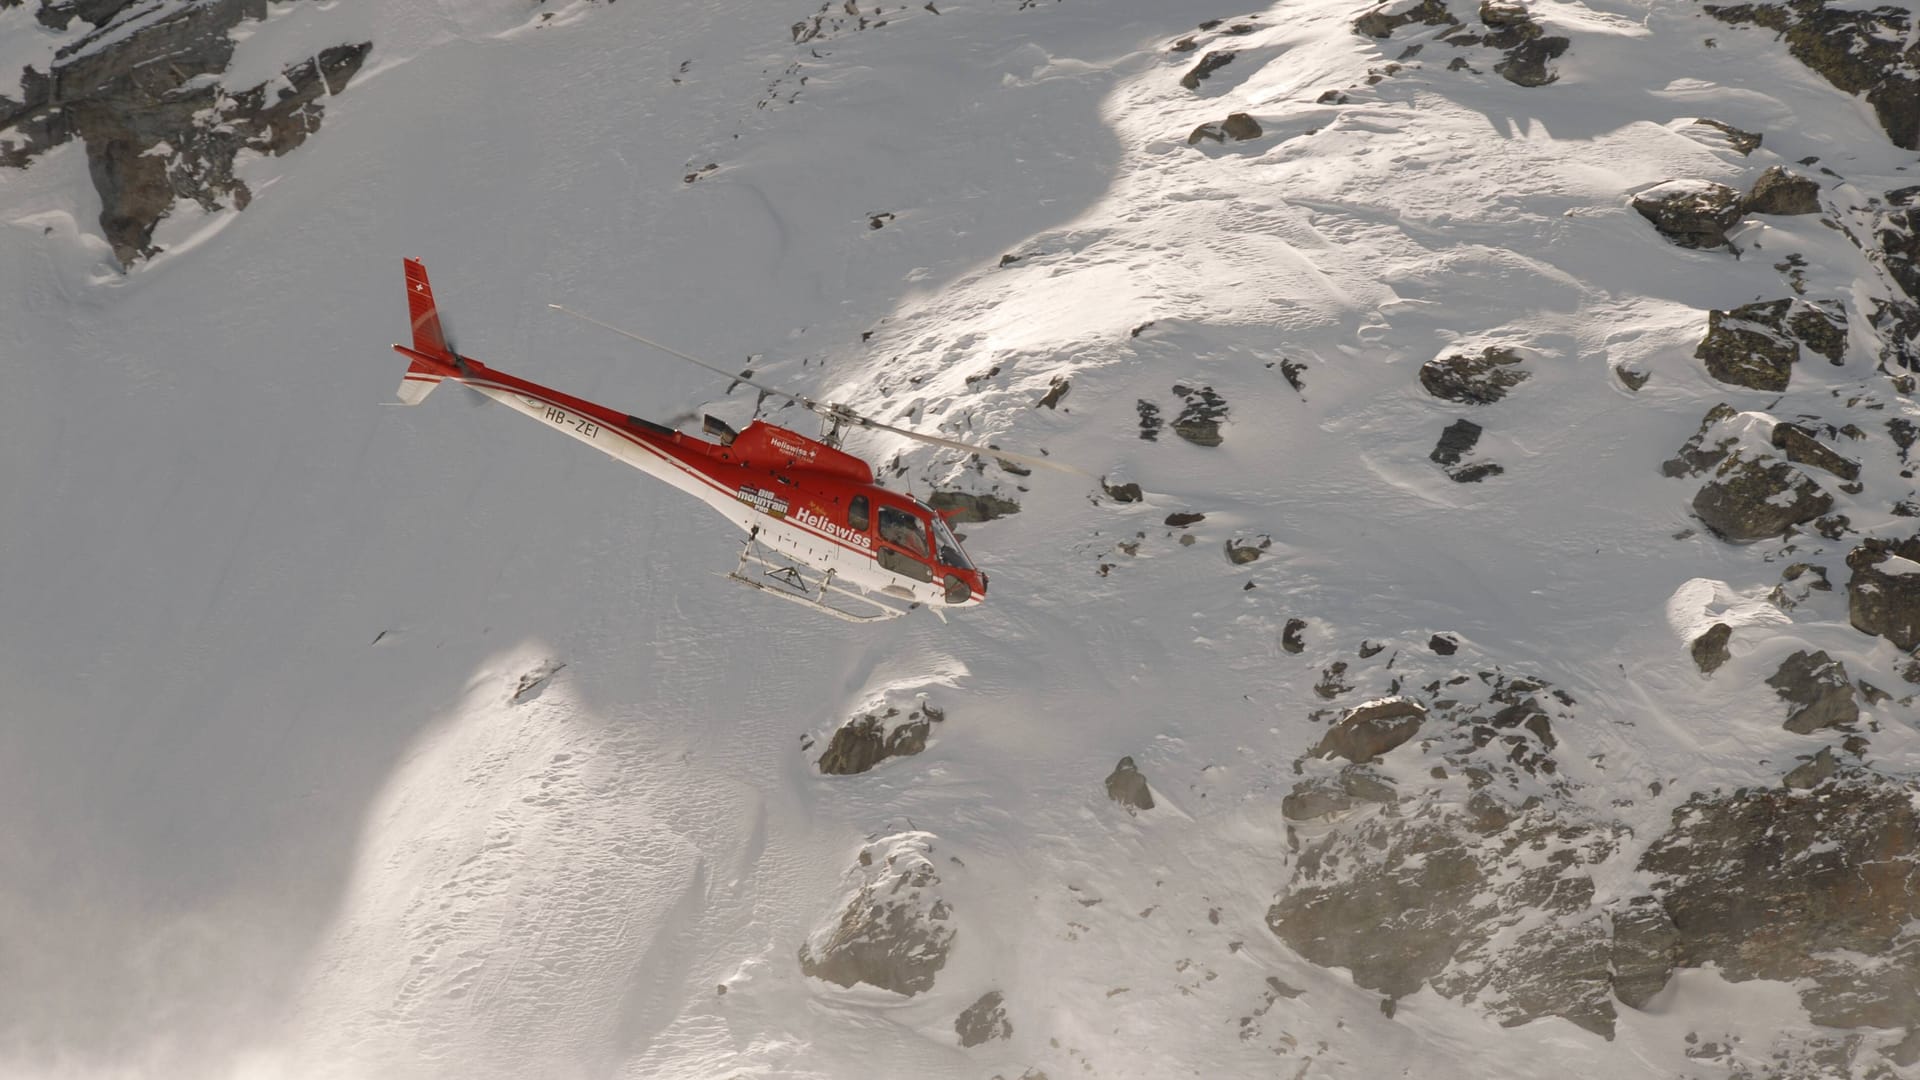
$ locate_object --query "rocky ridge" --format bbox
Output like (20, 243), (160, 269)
(0, 0), (369, 265)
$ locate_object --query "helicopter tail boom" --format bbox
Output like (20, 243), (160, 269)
(392, 257), (457, 404)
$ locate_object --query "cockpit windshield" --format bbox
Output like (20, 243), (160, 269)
(931, 514), (973, 570)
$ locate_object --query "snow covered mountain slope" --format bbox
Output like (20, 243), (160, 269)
(6, 0), (1920, 1077)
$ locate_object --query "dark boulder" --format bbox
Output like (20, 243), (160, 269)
(1179, 50), (1235, 90)
(1170, 384), (1229, 446)
(798, 833), (955, 996)
(1354, 0), (1458, 38)
(1745, 165), (1821, 215)
(928, 490), (1018, 523)
(1765, 650), (1858, 734)
(1310, 697), (1426, 764)
(1419, 346), (1530, 404)
(1430, 419), (1483, 466)
(1692, 456), (1832, 542)
(1187, 112), (1262, 144)
(818, 702), (945, 775)
(955, 990), (1012, 1047)
(1691, 622), (1733, 676)
(1632, 180), (1744, 250)
(1770, 422), (1859, 480)
(1695, 300), (1797, 390)
(1846, 534), (1920, 649)
(1608, 896), (1680, 1009)
(1689, 118), (1763, 156)
(1662, 403), (1738, 478)
(1784, 746), (1838, 790)
(1105, 756), (1154, 811)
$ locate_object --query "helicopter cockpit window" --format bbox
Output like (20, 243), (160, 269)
(878, 506), (929, 558)
(849, 495), (870, 532)
(931, 514), (972, 571)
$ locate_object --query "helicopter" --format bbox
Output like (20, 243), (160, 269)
(391, 257), (1073, 621)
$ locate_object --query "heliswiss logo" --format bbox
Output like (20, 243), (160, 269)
(792, 506), (873, 548)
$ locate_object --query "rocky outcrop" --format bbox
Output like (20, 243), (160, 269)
(1461, 1), (1570, 87)
(1661, 403), (1739, 477)
(1170, 384), (1229, 446)
(1691, 622), (1732, 675)
(798, 832), (955, 996)
(1692, 455), (1832, 542)
(1695, 300), (1796, 389)
(0, 0), (371, 265)
(1187, 113), (1262, 144)
(956, 990), (1012, 1047)
(928, 490), (1019, 523)
(1430, 419), (1503, 482)
(1353, 0), (1458, 39)
(1627, 775), (1920, 1036)
(1744, 165), (1821, 215)
(1179, 50), (1235, 90)
(1632, 180), (1744, 250)
(1607, 896), (1680, 1009)
(1765, 650), (1858, 733)
(1770, 421), (1859, 480)
(817, 700), (945, 775)
(1310, 697), (1426, 764)
(1703, 1), (1920, 151)
(1846, 534), (1920, 649)
(1105, 756), (1154, 811)
(1419, 346), (1529, 404)
(1690, 117), (1763, 155)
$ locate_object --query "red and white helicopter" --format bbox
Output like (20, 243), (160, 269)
(391, 258), (1070, 621)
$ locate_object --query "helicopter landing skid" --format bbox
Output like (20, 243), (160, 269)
(724, 536), (917, 623)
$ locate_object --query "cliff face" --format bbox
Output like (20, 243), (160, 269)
(0, 0), (367, 265)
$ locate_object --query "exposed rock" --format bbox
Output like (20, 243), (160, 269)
(1689, 117), (1763, 156)
(1745, 165), (1821, 215)
(1784, 746), (1838, 790)
(1315, 661), (1353, 699)
(1614, 363), (1650, 392)
(1164, 511), (1204, 527)
(1695, 300), (1797, 389)
(1879, 203), (1920, 306)
(1632, 180), (1745, 250)
(1490, 33), (1569, 87)
(1100, 478), (1143, 503)
(1430, 419), (1484, 466)
(928, 490), (1019, 524)
(1282, 766), (1398, 820)
(818, 701), (945, 775)
(1035, 377), (1069, 409)
(1270, 804), (1619, 1037)
(1225, 536), (1270, 564)
(1770, 421), (1860, 480)
(1608, 896), (1680, 1009)
(1870, 297), (1920, 371)
(1179, 50), (1234, 90)
(1105, 756), (1154, 811)
(1311, 697), (1426, 764)
(1692, 455), (1832, 542)
(956, 990), (1012, 1047)
(1354, 0), (1458, 38)
(1429, 419), (1502, 481)
(0, 2), (371, 265)
(1634, 775), (1920, 1031)
(1691, 623), (1733, 676)
(1170, 384), (1229, 446)
(1661, 403), (1739, 478)
(1136, 399), (1163, 441)
(1419, 346), (1530, 404)
(1766, 650), (1859, 734)
(1846, 534), (1920, 649)
(799, 832), (955, 996)
(1187, 112), (1262, 144)
(1283, 618), (1307, 654)
(510, 659), (567, 704)
(1703, 1), (1920, 151)
(1788, 299), (1846, 364)
(1429, 633), (1458, 655)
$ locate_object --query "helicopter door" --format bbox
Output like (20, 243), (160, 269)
(875, 505), (934, 583)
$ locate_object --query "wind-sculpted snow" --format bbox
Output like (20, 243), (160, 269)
(14, 0), (1920, 1077)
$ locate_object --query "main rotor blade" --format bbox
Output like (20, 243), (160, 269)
(549, 303), (1085, 477)
(548, 304), (815, 409)
(837, 409), (1087, 477)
